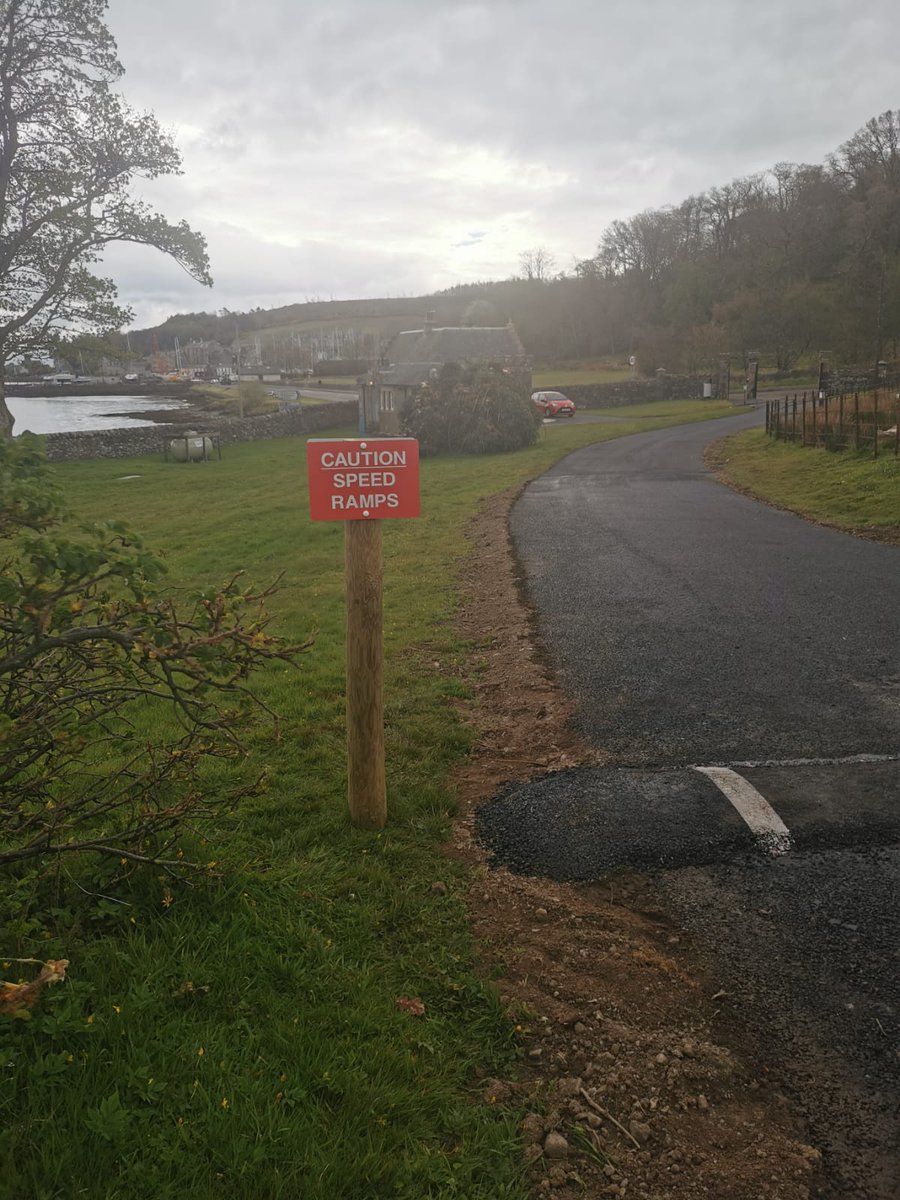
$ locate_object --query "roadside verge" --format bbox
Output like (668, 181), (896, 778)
(449, 482), (825, 1199)
(705, 428), (900, 545)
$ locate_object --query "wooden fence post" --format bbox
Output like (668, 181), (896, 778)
(344, 519), (386, 830)
(873, 390), (879, 459)
(854, 392), (860, 451)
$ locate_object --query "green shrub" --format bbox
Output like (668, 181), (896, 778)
(0, 436), (309, 871)
(401, 362), (538, 455)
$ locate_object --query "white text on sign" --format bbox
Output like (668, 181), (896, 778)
(306, 438), (421, 521)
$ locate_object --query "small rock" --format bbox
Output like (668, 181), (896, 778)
(573, 1022), (587, 1034)
(535, 907), (550, 921)
(556, 1076), (582, 1098)
(528, 1048), (544, 1062)
(654, 1053), (668, 1066)
(522, 1112), (545, 1141)
(543, 1131), (569, 1159)
(629, 1120), (652, 1144)
(697, 1094), (709, 1111)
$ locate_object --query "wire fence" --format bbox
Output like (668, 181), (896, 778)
(765, 389), (900, 457)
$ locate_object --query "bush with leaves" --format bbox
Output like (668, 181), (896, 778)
(0, 436), (310, 870)
(400, 362), (538, 456)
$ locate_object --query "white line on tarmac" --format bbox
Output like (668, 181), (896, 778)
(716, 752), (900, 769)
(694, 765), (793, 856)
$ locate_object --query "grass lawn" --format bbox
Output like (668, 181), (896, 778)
(708, 428), (900, 538)
(297, 377), (360, 389)
(531, 360), (632, 387)
(2, 399), (742, 1200)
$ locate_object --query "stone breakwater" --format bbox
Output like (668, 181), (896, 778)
(41, 402), (358, 462)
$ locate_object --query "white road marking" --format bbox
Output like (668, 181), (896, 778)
(694, 765), (793, 856)
(721, 752), (900, 769)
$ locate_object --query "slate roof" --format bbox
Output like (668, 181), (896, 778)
(378, 362), (443, 388)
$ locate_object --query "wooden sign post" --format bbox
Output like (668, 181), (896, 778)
(344, 518), (385, 827)
(306, 438), (421, 829)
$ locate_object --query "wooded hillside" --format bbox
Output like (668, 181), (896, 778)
(131, 110), (900, 375)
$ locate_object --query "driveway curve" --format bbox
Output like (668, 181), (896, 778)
(491, 409), (900, 1199)
(511, 409), (900, 766)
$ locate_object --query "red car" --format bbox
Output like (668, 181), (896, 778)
(532, 390), (576, 417)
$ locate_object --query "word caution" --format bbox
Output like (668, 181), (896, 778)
(307, 438), (421, 521)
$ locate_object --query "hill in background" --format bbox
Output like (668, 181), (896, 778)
(123, 108), (900, 379)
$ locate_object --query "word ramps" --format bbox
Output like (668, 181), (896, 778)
(307, 438), (420, 520)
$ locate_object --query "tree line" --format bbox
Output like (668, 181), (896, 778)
(569, 109), (900, 374)
(127, 110), (900, 377)
(450, 109), (900, 373)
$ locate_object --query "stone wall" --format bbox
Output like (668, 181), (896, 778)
(41, 401), (358, 462)
(544, 376), (707, 408)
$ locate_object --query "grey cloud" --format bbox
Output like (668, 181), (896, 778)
(102, 0), (899, 325)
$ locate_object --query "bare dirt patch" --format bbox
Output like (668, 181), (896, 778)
(450, 486), (826, 1199)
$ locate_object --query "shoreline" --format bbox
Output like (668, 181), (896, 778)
(5, 382), (194, 399)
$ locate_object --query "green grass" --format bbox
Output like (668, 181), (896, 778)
(532, 360), (632, 387)
(1, 399), (743, 1200)
(246, 314), (414, 343)
(306, 376), (359, 386)
(595, 398), (750, 420)
(709, 428), (900, 537)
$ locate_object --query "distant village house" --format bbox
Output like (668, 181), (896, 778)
(359, 312), (530, 433)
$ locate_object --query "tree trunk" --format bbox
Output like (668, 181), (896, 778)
(0, 374), (15, 440)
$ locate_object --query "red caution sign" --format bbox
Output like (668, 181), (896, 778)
(306, 438), (420, 521)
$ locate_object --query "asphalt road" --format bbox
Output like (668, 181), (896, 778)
(477, 409), (900, 1198)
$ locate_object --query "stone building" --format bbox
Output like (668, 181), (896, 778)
(359, 312), (530, 433)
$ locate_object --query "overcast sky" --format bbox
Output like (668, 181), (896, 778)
(102, 0), (899, 329)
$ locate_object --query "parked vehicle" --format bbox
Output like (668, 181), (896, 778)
(532, 390), (576, 417)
